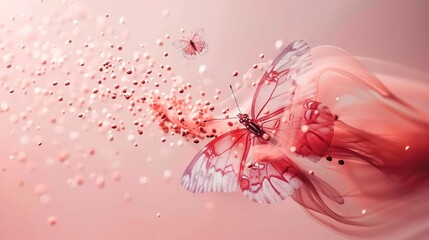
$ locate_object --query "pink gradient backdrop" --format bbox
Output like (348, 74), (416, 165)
(0, 0), (427, 239)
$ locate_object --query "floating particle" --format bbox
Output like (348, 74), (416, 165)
(232, 71), (238, 77)
(123, 193), (132, 202)
(112, 171), (121, 182)
(338, 160), (345, 165)
(325, 156), (332, 161)
(95, 176), (105, 188)
(74, 175), (84, 186)
(161, 9), (170, 17)
(119, 16), (125, 24)
(362, 209), (367, 214)
(275, 40), (284, 50)
(156, 212), (161, 217)
(198, 65), (207, 74)
(156, 39), (164, 46)
(301, 125), (309, 133)
(289, 146), (296, 153)
(405, 145), (410, 150)
(262, 133), (270, 140)
(37, 141), (43, 146)
(259, 53), (265, 58)
(139, 176), (148, 185)
(127, 134), (135, 141)
(47, 216), (57, 226)
(34, 184), (46, 195)
(0, 102), (9, 112)
(163, 170), (172, 179)
(2, 53), (14, 63)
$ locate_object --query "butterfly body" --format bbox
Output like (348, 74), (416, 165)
(237, 113), (266, 138)
(189, 40), (197, 51)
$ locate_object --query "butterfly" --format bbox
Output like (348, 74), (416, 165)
(181, 40), (336, 204)
(173, 28), (208, 60)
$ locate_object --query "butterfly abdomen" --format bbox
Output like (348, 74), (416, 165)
(190, 40), (197, 51)
(247, 120), (265, 137)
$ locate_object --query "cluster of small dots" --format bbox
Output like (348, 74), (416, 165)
(0, 2), (221, 225)
(0, 1), (290, 226)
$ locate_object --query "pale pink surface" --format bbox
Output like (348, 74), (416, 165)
(0, 1), (428, 240)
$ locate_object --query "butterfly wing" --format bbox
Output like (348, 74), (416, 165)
(263, 100), (335, 162)
(251, 40), (312, 121)
(191, 28), (208, 56)
(181, 129), (250, 193)
(173, 39), (198, 60)
(239, 138), (303, 204)
(252, 40), (334, 161)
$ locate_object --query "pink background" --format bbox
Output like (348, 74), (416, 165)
(0, 0), (428, 239)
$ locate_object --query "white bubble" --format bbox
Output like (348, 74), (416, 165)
(161, 9), (170, 17)
(198, 65), (207, 75)
(0, 102), (9, 112)
(69, 131), (79, 140)
(275, 40), (284, 50)
(127, 134), (135, 141)
(163, 170), (172, 179)
(139, 176), (148, 185)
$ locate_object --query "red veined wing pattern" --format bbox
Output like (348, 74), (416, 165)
(239, 137), (303, 204)
(181, 129), (250, 193)
(191, 28), (208, 55)
(252, 40), (334, 162)
(173, 39), (198, 60)
(251, 40), (313, 122)
(173, 28), (208, 60)
(181, 40), (334, 203)
(261, 100), (335, 162)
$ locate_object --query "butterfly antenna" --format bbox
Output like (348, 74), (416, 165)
(203, 117), (238, 123)
(229, 85), (242, 114)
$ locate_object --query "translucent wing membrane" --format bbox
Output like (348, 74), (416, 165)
(262, 100), (334, 162)
(252, 40), (312, 120)
(181, 129), (249, 193)
(191, 28), (208, 55)
(240, 139), (303, 204)
(173, 28), (208, 60)
(173, 39), (198, 60)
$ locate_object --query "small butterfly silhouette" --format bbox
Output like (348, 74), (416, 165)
(173, 28), (208, 60)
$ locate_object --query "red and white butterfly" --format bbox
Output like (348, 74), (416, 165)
(181, 40), (336, 204)
(173, 28), (208, 60)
